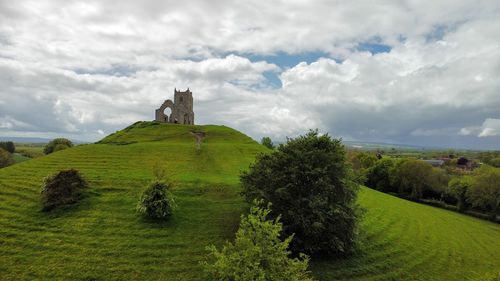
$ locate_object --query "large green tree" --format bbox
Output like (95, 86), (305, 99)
(366, 158), (396, 192)
(241, 130), (360, 256)
(0, 141), (15, 153)
(467, 166), (500, 218)
(390, 159), (435, 199)
(448, 176), (473, 212)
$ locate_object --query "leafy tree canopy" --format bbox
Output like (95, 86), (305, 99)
(203, 201), (314, 281)
(241, 130), (360, 256)
(467, 165), (500, 217)
(44, 138), (74, 154)
(0, 148), (14, 168)
(0, 141), (15, 153)
(261, 137), (275, 150)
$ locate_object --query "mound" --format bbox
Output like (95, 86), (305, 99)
(0, 122), (498, 280)
(0, 122), (266, 280)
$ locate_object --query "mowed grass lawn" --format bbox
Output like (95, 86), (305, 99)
(0, 122), (499, 280)
(312, 188), (500, 280)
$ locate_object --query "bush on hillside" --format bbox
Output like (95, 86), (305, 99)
(261, 136), (275, 150)
(53, 143), (70, 152)
(44, 138), (73, 154)
(41, 169), (88, 211)
(241, 130), (360, 256)
(203, 201), (314, 281)
(0, 141), (15, 153)
(0, 148), (14, 168)
(137, 180), (176, 219)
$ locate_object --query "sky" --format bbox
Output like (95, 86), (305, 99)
(0, 0), (500, 149)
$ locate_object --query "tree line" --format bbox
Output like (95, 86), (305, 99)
(349, 151), (500, 221)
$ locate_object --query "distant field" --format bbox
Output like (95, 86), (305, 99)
(15, 144), (45, 159)
(0, 122), (498, 280)
(11, 153), (31, 163)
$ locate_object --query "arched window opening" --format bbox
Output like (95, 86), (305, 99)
(163, 107), (172, 122)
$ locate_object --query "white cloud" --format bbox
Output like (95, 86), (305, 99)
(458, 127), (478, 136)
(1, 0), (500, 148)
(478, 118), (500, 137)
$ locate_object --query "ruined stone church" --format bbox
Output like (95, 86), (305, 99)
(155, 88), (195, 125)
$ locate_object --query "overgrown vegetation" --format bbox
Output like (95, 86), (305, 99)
(242, 130), (360, 256)
(0, 148), (14, 168)
(41, 169), (88, 211)
(390, 158), (448, 200)
(478, 151), (500, 168)
(44, 138), (73, 154)
(203, 201), (314, 281)
(0, 141), (15, 153)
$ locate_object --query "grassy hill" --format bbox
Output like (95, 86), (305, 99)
(0, 122), (499, 280)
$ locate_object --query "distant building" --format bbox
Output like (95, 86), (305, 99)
(155, 88), (195, 125)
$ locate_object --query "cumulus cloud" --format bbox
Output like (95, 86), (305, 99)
(0, 0), (500, 149)
(478, 118), (500, 137)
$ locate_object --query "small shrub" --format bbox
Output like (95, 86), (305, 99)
(137, 180), (176, 219)
(44, 138), (73, 154)
(203, 201), (314, 281)
(0, 148), (14, 168)
(41, 169), (88, 211)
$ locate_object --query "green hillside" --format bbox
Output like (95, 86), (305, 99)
(0, 122), (499, 280)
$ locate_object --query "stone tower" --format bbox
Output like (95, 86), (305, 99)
(155, 88), (195, 124)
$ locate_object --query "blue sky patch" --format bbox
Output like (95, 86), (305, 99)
(242, 51), (334, 88)
(246, 51), (330, 69)
(263, 71), (282, 88)
(356, 42), (392, 54)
